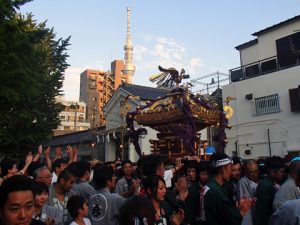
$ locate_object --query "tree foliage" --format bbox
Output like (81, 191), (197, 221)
(0, 0), (70, 155)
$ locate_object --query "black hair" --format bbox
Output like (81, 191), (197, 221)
(197, 161), (210, 173)
(122, 160), (133, 168)
(0, 175), (35, 208)
(67, 160), (91, 179)
(143, 175), (165, 199)
(0, 158), (17, 176)
(91, 161), (104, 170)
(140, 155), (164, 177)
(119, 196), (156, 225)
(265, 156), (284, 171)
(34, 181), (49, 194)
(66, 195), (86, 219)
(57, 168), (76, 183)
(105, 161), (114, 166)
(232, 156), (243, 166)
(136, 157), (146, 178)
(184, 160), (197, 172)
(256, 159), (267, 179)
(67, 162), (81, 178)
(52, 158), (66, 173)
(76, 159), (91, 178)
(93, 165), (114, 189)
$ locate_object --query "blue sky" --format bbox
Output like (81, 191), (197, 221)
(20, 1), (300, 100)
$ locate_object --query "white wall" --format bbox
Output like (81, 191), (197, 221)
(240, 43), (259, 66)
(223, 66), (300, 159)
(257, 21), (300, 60)
(105, 142), (116, 162)
(239, 20), (300, 66)
(104, 90), (160, 162)
(104, 93), (124, 161)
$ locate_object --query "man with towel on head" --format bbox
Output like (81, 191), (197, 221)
(204, 152), (253, 225)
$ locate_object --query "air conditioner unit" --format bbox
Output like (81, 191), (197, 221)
(245, 149), (251, 155)
(245, 93), (253, 100)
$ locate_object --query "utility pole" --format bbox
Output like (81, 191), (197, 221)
(92, 105), (96, 128)
(70, 102), (79, 131)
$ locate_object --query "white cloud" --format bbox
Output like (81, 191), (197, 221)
(188, 58), (204, 74)
(156, 37), (168, 44)
(61, 35), (206, 100)
(134, 45), (148, 60)
(136, 34), (203, 77)
(139, 33), (155, 42)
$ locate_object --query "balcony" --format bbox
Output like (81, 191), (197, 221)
(230, 50), (300, 82)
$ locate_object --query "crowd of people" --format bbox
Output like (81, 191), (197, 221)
(0, 145), (300, 225)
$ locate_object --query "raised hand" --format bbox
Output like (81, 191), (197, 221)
(33, 145), (43, 162)
(175, 157), (183, 169)
(25, 151), (33, 164)
(38, 145), (43, 155)
(44, 146), (52, 170)
(66, 145), (73, 155)
(45, 146), (51, 157)
(66, 145), (74, 164)
(72, 146), (78, 155)
(72, 146), (78, 162)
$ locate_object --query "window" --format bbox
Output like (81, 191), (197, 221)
(98, 75), (104, 81)
(255, 94), (280, 115)
(89, 81), (96, 89)
(261, 59), (277, 74)
(276, 32), (300, 68)
(289, 86), (300, 112)
(276, 32), (300, 54)
(64, 126), (70, 130)
(90, 74), (96, 80)
(230, 69), (243, 82)
(245, 64), (259, 78)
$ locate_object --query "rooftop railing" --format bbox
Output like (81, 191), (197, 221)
(230, 50), (300, 82)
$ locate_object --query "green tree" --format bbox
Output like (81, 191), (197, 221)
(0, 0), (70, 155)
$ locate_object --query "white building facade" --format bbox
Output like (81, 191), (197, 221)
(55, 97), (90, 135)
(223, 16), (300, 159)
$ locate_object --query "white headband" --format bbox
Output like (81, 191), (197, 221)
(212, 158), (232, 167)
